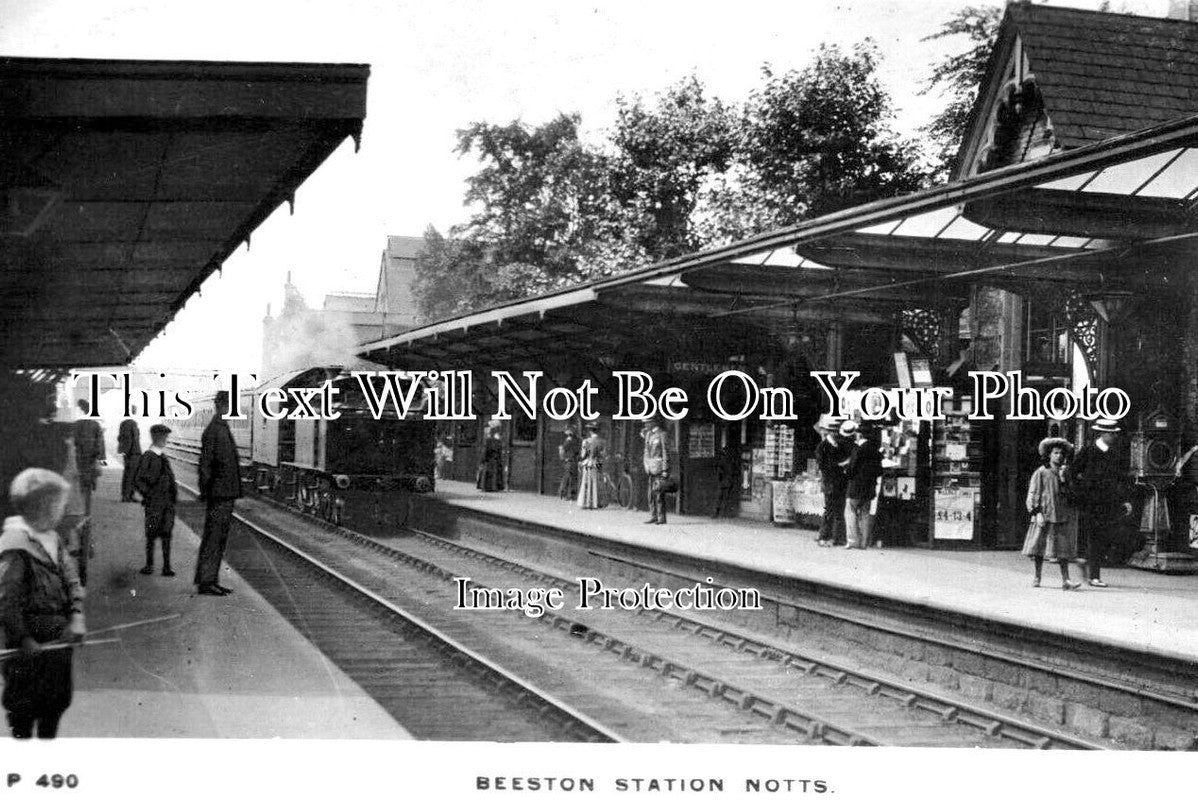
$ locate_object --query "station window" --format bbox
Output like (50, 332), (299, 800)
(512, 412), (538, 445)
(1024, 300), (1070, 365)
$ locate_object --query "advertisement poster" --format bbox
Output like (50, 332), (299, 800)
(1, 1), (1195, 798)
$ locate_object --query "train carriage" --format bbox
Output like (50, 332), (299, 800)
(250, 367), (436, 534)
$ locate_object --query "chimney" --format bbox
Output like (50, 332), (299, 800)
(1168, 0), (1198, 21)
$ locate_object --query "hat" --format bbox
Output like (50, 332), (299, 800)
(817, 415), (843, 432)
(839, 420), (859, 436)
(1037, 437), (1074, 459)
(150, 423), (172, 438)
(214, 390), (230, 405)
(585, 421), (601, 432)
(1092, 418), (1123, 433)
(564, 427), (577, 436)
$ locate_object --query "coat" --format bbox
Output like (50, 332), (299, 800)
(199, 418), (242, 501)
(117, 418), (142, 457)
(642, 428), (669, 476)
(72, 418), (105, 489)
(134, 450), (177, 511)
(844, 439), (883, 502)
(1022, 464), (1078, 560)
(1070, 443), (1131, 519)
(815, 436), (851, 493)
(0, 517), (85, 648)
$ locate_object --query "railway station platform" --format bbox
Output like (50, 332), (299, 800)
(59, 467), (408, 738)
(425, 481), (1198, 665)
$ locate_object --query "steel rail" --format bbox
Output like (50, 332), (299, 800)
(199, 474), (1101, 749)
(175, 479), (626, 744)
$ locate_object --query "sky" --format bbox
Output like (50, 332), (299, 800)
(0, 0), (1169, 375)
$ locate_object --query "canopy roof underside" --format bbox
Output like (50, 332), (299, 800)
(0, 57), (369, 369)
(360, 113), (1198, 372)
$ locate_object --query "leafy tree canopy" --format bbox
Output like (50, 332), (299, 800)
(414, 30), (991, 318)
(920, 5), (1003, 179)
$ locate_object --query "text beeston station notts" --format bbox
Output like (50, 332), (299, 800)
(75, 368), (1131, 424)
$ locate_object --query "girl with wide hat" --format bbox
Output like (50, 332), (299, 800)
(1022, 436), (1081, 589)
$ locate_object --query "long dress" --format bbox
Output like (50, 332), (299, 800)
(576, 435), (606, 509)
(476, 437), (505, 492)
(1021, 464), (1079, 561)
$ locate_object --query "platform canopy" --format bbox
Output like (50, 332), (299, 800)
(359, 112), (1198, 375)
(0, 57), (369, 369)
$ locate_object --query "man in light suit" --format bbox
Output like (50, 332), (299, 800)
(642, 417), (671, 525)
(195, 392), (242, 596)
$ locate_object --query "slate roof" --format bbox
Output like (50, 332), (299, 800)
(1010, 4), (1198, 147)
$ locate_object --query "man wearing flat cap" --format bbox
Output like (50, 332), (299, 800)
(196, 392), (242, 596)
(134, 424), (176, 576)
(1070, 418), (1134, 588)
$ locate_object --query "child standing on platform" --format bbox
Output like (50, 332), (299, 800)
(135, 425), (177, 577)
(1022, 438), (1081, 590)
(0, 469), (86, 739)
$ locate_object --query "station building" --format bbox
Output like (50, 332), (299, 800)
(358, 4), (1198, 557)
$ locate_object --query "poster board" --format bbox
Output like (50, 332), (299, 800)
(792, 476), (825, 517)
(934, 486), (979, 540)
(687, 422), (716, 459)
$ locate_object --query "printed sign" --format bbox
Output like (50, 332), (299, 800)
(934, 487), (978, 540)
(687, 422), (716, 459)
(771, 480), (794, 524)
(945, 443), (968, 461)
(792, 477), (825, 517)
(1190, 514), (1198, 547)
(896, 477), (916, 501)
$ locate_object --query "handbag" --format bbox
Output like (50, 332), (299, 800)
(657, 476), (679, 494)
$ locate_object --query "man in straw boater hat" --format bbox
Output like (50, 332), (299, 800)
(813, 416), (851, 547)
(1069, 418), (1135, 588)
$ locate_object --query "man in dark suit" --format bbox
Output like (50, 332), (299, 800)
(195, 392), (241, 596)
(134, 424), (176, 576)
(117, 409), (142, 502)
(72, 399), (105, 516)
(557, 427), (580, 500)
(1070, 418), (1134, 588)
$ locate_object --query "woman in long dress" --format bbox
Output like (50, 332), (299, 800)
(1022, 437), (1080, 590)
(576, 423), (606, 509)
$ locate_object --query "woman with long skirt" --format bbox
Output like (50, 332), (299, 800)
(576, 423), (606, 509)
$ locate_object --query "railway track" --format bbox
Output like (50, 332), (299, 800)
(169, 456), (1105, 748)
(170, 483), (621, 742)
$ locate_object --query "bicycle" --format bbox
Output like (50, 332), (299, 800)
(599, 452), (635, 510)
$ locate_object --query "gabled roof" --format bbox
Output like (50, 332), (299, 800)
(1010, 4), (1198, 148)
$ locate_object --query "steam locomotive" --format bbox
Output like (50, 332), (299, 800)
(172, 366), (436, 535)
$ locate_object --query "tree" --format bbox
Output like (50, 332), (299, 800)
(702, 43), (928, 245)
(920, 5), (1003, 179)
(454, 113), (615, 279)
(608, 76), (737, 259)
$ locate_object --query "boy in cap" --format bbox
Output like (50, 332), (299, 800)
(134, 424), (177, 577)
(0, 468), (86, 738)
